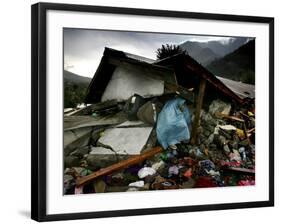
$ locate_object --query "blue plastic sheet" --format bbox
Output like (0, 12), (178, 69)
(156, 97), (191, 149)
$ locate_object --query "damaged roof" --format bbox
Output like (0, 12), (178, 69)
(217, 76), (255, 99)
(85, 48), (175, 103)
(85, 47), (253, 104)
(154, 53), (250, 104)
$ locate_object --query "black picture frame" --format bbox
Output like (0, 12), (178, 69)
(31, 2), (274, 222)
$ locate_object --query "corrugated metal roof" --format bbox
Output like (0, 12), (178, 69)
(217, 76), (255, 99)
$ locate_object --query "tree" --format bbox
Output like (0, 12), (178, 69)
(64, 82), (88, 108)
(156, 44), (185, 60)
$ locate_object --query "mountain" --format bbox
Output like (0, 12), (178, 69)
(180, 41), (219, 65)
(64, 70), (91, 108)
(180, 37), (249, 66)
(206, 40), (255, 84)
(63, 70), (91, 84)
(193, 47), (220, 66)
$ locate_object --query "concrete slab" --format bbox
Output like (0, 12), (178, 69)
(64, 112), (127, 131)
(116, 120), (145, 128)
(90, 147), (115, 155)
(98, 127), (153, 155)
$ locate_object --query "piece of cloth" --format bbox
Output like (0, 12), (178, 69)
(156, 98), (191, 149)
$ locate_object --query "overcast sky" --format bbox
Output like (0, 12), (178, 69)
(64, 28), (237, 78)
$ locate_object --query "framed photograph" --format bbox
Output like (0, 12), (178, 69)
(31, 2), (274, 222)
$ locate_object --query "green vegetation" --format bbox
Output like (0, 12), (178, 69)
(156, 44), (185, 60)
(64, 82), (89, 108)
(64, 70), (91, 108)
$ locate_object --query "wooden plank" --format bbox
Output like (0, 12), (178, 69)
(76, 146), (163, 187)
(223, 167), (255, 175)
(215, 112), (251, 144)
(190, 79), (206, 145)
(215, 112), (245, 122)
(164, 82), (194, 102)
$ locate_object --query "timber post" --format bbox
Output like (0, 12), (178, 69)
(190, 78), (206, 145)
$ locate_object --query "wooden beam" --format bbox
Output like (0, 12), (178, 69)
(215, 112), (251, 144)
(215, 112), (244, 122)
(164, 82), (194, 102)
(190, 79), (206, 145)
(223, 167), (255, 175)
(76, 146), (163, 187)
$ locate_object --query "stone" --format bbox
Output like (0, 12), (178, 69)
(70, 146), (90, 158)
(89, 146), (116, 155)
(64, 174), (74, 184)
(64, 168), (71, 174)
(64, 174), (75, 194)
(93, 178), (107, 193)
(209, 143), (217, 151)
(217, 135), (227, 147)
(64, 127), (92, 156)
(201, 111), (217, 126)
(64, 155), (80, 168)
(223, 144), (231, 154)
(151, 160), (166, 172)
(207, 134), (215, 145)
(90, 127), (106, 146)
(87, 146), (134, 170)
(209, 99), (231, 115)
(203, 130), (211, 137)
(229, 140), (239, 150)
(199, 144), (206, 152)
(86, 154), (119, 170)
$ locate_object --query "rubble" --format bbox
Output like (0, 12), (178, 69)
(97, 126), (153, 155)
(65, 96), (255, 193)
(93, 179), (107, 193)
(138, 167), (156, 179)
(209, 99), (231, 115)
(63, 47), (255, 195)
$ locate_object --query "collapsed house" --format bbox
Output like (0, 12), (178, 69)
(64, 47), (255, 194)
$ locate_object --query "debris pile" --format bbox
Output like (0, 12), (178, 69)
(64, 96), (255, 194)
(63, 47), (255, 194)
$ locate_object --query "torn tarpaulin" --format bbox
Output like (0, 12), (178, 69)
(156, 97), (191, 149)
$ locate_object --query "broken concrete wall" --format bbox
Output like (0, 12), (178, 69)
(101, 64), (164, 102)
(64, 127), (92, 156)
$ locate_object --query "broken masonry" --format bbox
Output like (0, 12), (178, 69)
(63, 47), (255, 194)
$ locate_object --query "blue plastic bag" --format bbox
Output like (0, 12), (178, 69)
(156, 97), (191, 149)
